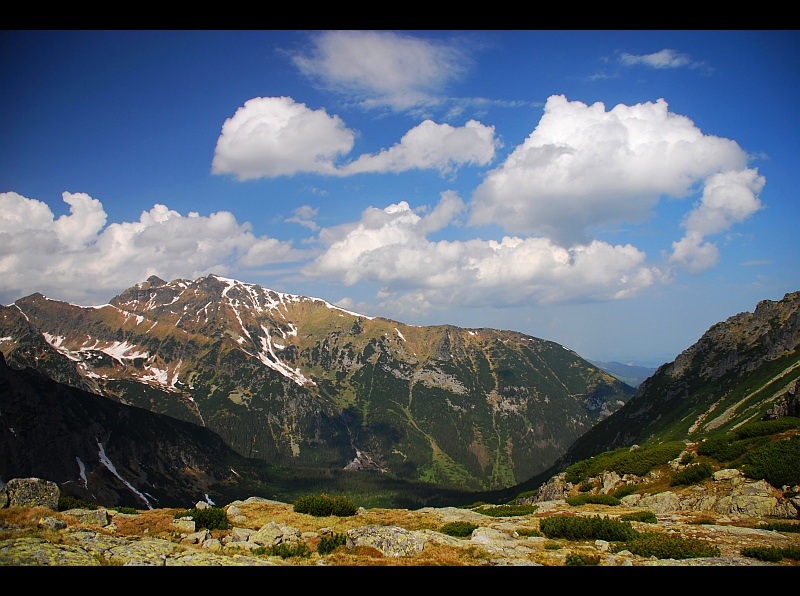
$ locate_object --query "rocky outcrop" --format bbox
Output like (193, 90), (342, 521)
(530, 467), (800, 520)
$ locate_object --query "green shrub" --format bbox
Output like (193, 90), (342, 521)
(782, 545), (800, 560)
(115, 506), (138, 515)
(578, 481), (594, 492)
(670, 461), (713, 486)
(440, 521), (478, 537)
(317, 533), (347, 555)
(741, 435), (800, 487)
(732, 417), (800, 440)
(544, 541), (562, 550)
(254, 542), (311, 559)
(565, 552), (601, 566)
(611, 484), (638, 499)
(516, 527), (541, 537)
(476, 504), (538, 517)
(293, 493), (358, 517)
(564, 442), (684, 484)
(621, 531), (720, 559)
(741, 545), (784, 562)
(619, 511), (658, 524)
(58, 496), (97, 511)
(539, 515), (638, 542)
(679, 453), (695, 465)
(696, 436), (749, 462)
(173, 506), (229, 530)
(566, 493), (620, 507)
(760, 521), (800, 533)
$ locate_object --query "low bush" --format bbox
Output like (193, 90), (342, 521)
(566, 494), (620, 507)
(293, 493), (358, 517)
(516, 527), (541, 537)
(696, 437), (749, 462)
(670, 461), (713, 486)
(174, 506), (228, 530)
(565, 552), (601, 566)
(741, 545), (784, 562)
(760, 521), (800, 533)
(611, 484), (638, 499)
(621, 531), (720, 559)
(732, 417), (800, 440)
(619, 511), (658, 524)
(58, 496), (97, 511)
(476, 504), (538, 517)
(565, 442), (684, 484)
(254, 542), (311, 559)
(115, 506), (138, 515)
(539, 515), (637, 542)
(440, 521), (478, 537)
(317, 533), (347, 555)
(741, 435), (800, 487)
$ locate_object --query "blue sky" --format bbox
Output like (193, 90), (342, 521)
(1, 30), (798, 367)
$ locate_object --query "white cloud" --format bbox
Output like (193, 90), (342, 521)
(211, 96), (355, 180)
(339, 119), (498, 175)
(212, 96), (498, 180)
(468, 94), (751, 247)
(291, 30), (468, 111)
(619, 49), (694, 69)
(303, 192), (665, 315)
(0, 192), (307, 305)
(669, 169), (764, 273)
(286, 205), (319, 231)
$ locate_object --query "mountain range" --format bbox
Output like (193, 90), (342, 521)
(0, 274), (633, 503)
(1, 276), (798, 510)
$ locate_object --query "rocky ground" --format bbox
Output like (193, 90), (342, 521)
(1, 495), (798, 570)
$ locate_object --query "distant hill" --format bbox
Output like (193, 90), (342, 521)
(589, 360), (658, 388)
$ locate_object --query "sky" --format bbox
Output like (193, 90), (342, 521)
(1, 29), (798, 368)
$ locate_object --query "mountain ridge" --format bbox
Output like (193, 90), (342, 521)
(1, 274), (634, 494)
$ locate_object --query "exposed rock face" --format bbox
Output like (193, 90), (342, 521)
(764, 380), (800, 420)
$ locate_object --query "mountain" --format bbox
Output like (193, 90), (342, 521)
(0, 350), (277, 509)
(548, 291), (800, 474)
(0, 274), (634, 493)
(588, 360), (657, 388)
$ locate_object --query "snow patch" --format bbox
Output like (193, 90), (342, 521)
(97, 440), (154, 509)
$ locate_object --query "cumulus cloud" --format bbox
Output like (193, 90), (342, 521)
(212, 96), (499, 180)
(619, 49), (695, 69)
(669, 169), (765, 273)
(211, 96), (355, 180)
(290, 30), (468, 111)
(302, 192), (665, 315)
(0, 192), (307, 305)
(339, 119), (498, 175)
(468, 94), (753, 247)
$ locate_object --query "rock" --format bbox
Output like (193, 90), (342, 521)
(346, 525), (427, 557)
(0, 478), (60, 510)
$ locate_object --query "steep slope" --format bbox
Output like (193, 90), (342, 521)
(553, 291), (800, 470)
(0, 274), (634, 491)
(0, 351), (285, 509)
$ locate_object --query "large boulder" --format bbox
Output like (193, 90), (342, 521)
(0, 477), (60, 510)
